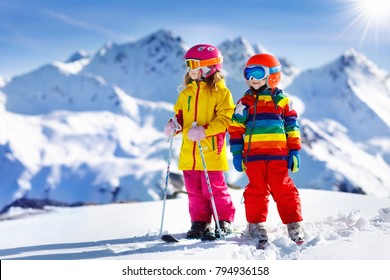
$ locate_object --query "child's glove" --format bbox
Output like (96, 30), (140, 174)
(164, 118), (182, 138)
(288, 150), (300, 172)
(188, 126), (206, 141)
(233, 154), (245, 172)
(164, 121), (176, 137)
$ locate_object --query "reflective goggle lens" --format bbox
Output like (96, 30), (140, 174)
(244, 66), (268, 80)
(185, 59), (201, 71)
(185, 57), (223, 71)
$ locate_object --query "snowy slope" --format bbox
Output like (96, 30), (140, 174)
(293, 119), (390, 196)
(1, 189), (390, 260)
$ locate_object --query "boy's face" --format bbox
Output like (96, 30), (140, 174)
(249, 78), (266, 90)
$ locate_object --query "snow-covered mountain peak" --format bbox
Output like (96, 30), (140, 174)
(341, 48), (374, 69)
(286, 48), (390, 141)
(138, 29), (185, 47)
(2, 64), (125, 115)
(252, 43), (269, 54)
(81, 29), (186, 103)
(332, 48), (388, 79)
(218, 37), (255, 78)
(219, 37), (299, 86)
(66, 50), (90, 63)
(220, 37), (255, 55)
(279, 57), (300, 77)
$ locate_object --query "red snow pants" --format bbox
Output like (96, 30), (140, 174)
(183, 170), (235, 223)
(244, 160), (303, 224)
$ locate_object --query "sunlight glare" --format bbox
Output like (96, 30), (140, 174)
(356, 0), (390, 21)
(340, 0), (390, 45)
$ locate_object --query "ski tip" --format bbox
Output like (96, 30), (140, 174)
(161, 234), (180, 242)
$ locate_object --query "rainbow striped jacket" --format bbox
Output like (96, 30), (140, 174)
(228, 87), (301, 162)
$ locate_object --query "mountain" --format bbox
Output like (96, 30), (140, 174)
(0, 29), (389, 211)
(0, 76), (6, 87)
(81, 30), (187, 104)
(281, 49), (390, 196)
(226, 48), (390, 197)
(286, 49), (390, 140)
(65, 50), (91, 63)
(219, 37), (299, 101)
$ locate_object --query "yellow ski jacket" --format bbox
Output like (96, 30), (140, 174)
(173, 79), (235, 171)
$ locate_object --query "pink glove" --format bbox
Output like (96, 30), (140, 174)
(188, 126), (206, 141)
(164, 121), (176, 137)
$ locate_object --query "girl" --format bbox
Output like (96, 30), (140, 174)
(164, 44), (235, 239)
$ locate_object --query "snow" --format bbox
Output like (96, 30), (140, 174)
(1, 30), (390, 279)
(1, 188), (390, 261)
(0, 76), (6, 87)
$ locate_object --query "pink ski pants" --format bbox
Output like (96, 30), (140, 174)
(183, 170), (235, 223)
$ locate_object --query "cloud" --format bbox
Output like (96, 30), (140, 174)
(44, 10), (133, 41)
(0, 23), (42, 48)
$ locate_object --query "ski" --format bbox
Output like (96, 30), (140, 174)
(161, 234), (180, 242)
(160, 233), (217, 243)
(161, 228), (242, 243)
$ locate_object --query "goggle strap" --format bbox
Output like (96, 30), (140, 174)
(269, 65), (281, 74)
(186, 57), (223, 69)
(199, 56), (223, 67)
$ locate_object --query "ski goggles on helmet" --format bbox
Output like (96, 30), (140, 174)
(244, 65), (281, 80)
(185, 56), (223, 71)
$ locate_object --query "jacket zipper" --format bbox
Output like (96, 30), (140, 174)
(192, 83), (200, 170)
(245, 92), (260, 163)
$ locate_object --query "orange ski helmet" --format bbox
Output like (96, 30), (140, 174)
(244, 53), (282, 89)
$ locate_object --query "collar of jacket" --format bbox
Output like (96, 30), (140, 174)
(187, 79), (225, 89)
(245, 86), (281, 97)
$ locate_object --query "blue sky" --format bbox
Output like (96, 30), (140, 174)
(1, 0), (390, 78)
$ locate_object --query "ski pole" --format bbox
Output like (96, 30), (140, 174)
(159, 135), (173, 236)
(192, 122), (222, 238)
(159, 118), (182, 236)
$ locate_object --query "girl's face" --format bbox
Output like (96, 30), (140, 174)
(188, 69), (201, 80)
(249, 78), (266, 90)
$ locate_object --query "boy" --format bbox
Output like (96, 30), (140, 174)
(228, 53), (304, 249)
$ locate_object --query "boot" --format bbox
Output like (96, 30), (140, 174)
(187, 221), (211, 239)
(215, 220), (232, 238)
(242, 223), (269, 249)
(287, 222), (304, 245)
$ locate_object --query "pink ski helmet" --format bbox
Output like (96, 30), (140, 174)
(184, 44), (223, 78)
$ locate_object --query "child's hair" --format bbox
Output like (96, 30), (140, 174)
(183, 71), (224, 92)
